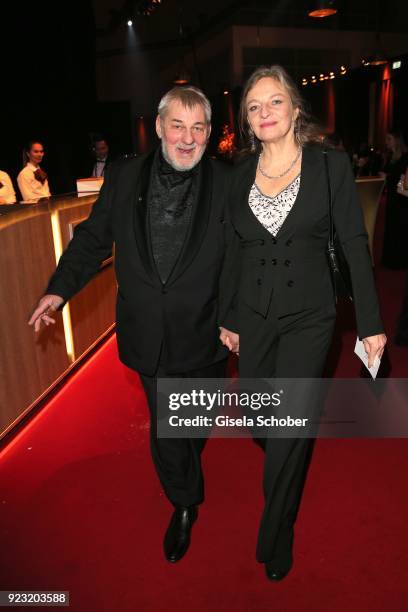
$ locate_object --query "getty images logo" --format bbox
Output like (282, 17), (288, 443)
(168, 389), (283, 411)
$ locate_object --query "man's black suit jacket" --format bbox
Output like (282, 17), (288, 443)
(222, 143), (384, 341)
(46, 151), (233, 376)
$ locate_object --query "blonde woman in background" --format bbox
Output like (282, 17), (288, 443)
(0, 169), (16, 204)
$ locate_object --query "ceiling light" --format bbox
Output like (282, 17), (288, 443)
(174, 69), (190, 85)
(308, 1), (337, 18)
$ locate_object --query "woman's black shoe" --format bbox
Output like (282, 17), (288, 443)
(264, 525), (293, 581)
(264, 561), (292, 581)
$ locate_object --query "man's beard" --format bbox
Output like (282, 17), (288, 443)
(161, 140), (206, 171)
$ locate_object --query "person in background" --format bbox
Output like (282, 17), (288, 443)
(91, 136), (111, 177)
(353, 143), (371, 177)
(367, 146), (383, 176)
(381, 130), (408, 269)
(395, 165), (408, 345)
(325, 132), (345, 151)
(0, 169), (17, 204)
(17, 141), (51, 201)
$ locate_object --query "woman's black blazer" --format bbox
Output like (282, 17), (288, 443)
(221, 143), (384, 340)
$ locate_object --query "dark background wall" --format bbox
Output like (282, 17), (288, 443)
(1, 1), (97, 194)
(2, 1), (408, 195)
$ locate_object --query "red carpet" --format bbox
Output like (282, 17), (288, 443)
(1, 197), (408, 611)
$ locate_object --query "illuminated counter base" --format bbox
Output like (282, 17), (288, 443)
(0, 194), (116, 439)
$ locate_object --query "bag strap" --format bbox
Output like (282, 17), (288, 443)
(323, 148), (335, 248)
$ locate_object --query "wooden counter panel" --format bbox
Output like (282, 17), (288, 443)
(0, 213), (69, 433)
(57, 199), (117, 360)
(57, 202), (93, 249)
(70, 264), (117, 359)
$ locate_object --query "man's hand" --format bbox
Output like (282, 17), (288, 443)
(362, 333), (387, 368)
(28, 294), (64, 332)
(219, 326), (239, 355)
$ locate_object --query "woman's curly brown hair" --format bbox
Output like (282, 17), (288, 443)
(239, 65), (323, 154)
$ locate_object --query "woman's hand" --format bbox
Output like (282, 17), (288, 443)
(219, 326), (239, 355)
(362, 333), (387, 368)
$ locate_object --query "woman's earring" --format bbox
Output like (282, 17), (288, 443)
(248, 126), (256, 151)
(294, 117), (300, 139)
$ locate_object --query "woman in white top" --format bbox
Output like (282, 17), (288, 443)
(17, 141), (51, 201)
(0, 170), (17, 204)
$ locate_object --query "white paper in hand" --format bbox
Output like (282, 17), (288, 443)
(354, 337), (381, 379)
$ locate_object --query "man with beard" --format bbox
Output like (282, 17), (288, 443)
(29, 86), (238, 563)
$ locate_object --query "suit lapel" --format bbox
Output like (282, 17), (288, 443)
(133, 150), (160, 284)
(166, 155), (213, 286)
(273, 143), (319, 239)
(235, 154), (266, 237)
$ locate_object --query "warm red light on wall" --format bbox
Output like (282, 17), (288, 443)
(377, 64), (393, 147)
(136, 116), (147, 153)
(326, 80), (336, 134)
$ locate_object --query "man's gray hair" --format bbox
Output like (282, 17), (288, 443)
(158, 86), (212, 124)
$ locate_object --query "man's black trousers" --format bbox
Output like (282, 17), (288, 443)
(139, 359), (227, 507)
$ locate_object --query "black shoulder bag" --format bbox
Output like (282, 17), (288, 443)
(323, 148), (353, 302)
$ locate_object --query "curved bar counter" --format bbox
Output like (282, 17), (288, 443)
(0, 194), (117, 439)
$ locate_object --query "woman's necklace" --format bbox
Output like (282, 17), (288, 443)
(258, 147), (302, 180)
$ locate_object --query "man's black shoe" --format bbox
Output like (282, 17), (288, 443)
(164, 505), (198, 563)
